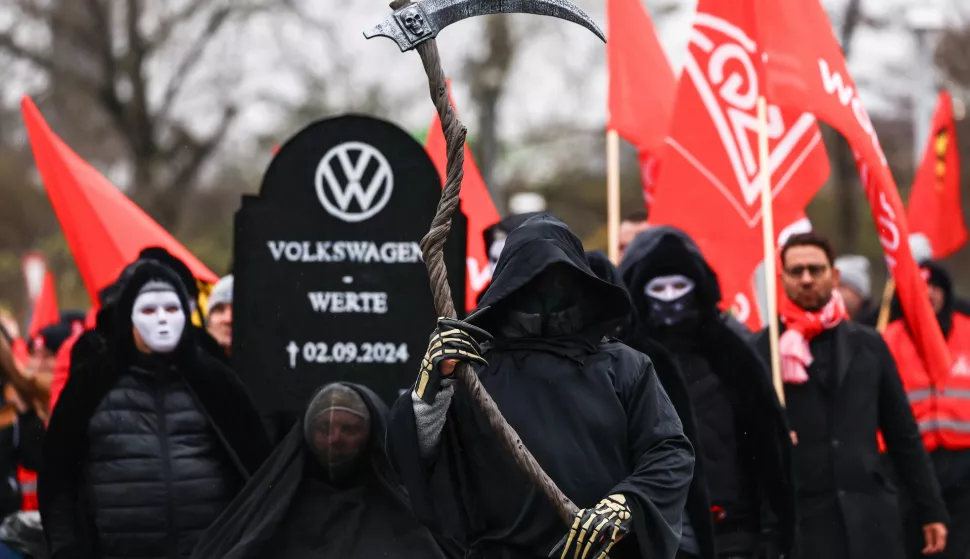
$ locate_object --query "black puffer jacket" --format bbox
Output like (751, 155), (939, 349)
(40, 260), (271, 559)
(84, 357), (240, 559)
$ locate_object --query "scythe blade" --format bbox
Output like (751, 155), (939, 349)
(364, 0), (605, 51)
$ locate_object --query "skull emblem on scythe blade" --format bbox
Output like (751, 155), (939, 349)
(397, 6), (431, 38)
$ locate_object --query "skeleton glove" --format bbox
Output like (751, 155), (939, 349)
(554, 494), (633, 559)
(414, 317), (492, 404)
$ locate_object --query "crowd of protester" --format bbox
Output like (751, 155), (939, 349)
(0, 212), (963, 559)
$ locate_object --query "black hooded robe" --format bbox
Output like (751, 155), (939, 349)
(189, 382), (448, 559)
(388, 215), (694, 559)
(39, 260), (271, 559)
(618, 227), (794, 559)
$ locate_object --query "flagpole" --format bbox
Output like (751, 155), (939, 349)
(758, 96), (786, 407)
(876, 279), (896, 333)
(607, 129), (622, 264)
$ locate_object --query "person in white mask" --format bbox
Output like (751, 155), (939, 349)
(620, 226), (795, 559)
(39, 259), (271, 559)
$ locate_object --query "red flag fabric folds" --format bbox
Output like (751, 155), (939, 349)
(606, 0), (677, 207)
(757, 0), (951, 382)
(27, 272), (60, 339)
(649, 1), (830, 318)
(908, 90), (966, 259)
(21, 97), (217, 306)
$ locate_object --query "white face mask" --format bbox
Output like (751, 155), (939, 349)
(131, 290), (186, 353)
(645, 274), (695, 302)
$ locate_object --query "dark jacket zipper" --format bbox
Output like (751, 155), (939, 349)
(152, 372), (179, 559)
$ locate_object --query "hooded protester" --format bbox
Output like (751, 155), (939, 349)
(618, 227), (794, 559)
(190, 382), (449, 559)
(39, 259), (271, 559)
(884, 259), (970, 559)
(137, 247), (227, 363)
(753, 232), (947, 559)
(49, 261), (142, 412)
(388, 214), (694, 559)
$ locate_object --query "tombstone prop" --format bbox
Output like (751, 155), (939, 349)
(232, 114), (466, 432)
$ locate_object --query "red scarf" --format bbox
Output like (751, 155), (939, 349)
(779, 290), (848, 384)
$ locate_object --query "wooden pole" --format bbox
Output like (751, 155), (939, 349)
(876, 278), (896, 333)
(758, 96), (786, 407)
(607, 129), (622, 264)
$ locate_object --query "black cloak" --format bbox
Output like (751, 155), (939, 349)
(190, 382), (448, 559)
(39, 260), (271, 559)
(584, 250), (634, 338)
(388, 215), (694, 559)
(618, 226), (795, 559)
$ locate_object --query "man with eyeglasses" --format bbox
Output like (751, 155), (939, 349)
(753, 232), (948, 559)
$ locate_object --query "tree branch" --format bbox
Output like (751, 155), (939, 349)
(156, 6), (232, 122)
(145, 0), (211, 51)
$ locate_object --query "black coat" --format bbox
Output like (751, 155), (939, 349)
(388, 215), (695, 559)
(39, 261), (272, 559)
(753, 321), (948, 559)
(619, 226), (794, 559)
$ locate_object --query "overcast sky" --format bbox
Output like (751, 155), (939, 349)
(211, 0), (957, 150)
(1, 0), (963, 182)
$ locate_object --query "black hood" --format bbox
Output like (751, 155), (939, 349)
(96, 259), (142, 335)
(472, 214), (631, 336)
(482, 212), (544, 252)
(585, 250), (626, 289)
(619, 226), (723, 317)
(138, 246), (199, 300)
(111, 259), (195, 363)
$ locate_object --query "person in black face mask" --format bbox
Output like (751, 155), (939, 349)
(388, 215), (694, 559)
(619, 226), (794, 559)
(191, 382), (450, 559)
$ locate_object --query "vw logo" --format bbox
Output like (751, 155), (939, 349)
(315, 141), (394, 223)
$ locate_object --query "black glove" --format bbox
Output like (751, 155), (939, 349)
(415, 317), (492, 404)
(551, 494), (633, 559)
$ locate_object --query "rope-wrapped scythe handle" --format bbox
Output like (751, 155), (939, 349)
(389, 0), (579, 525)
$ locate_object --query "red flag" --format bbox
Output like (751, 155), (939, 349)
(27, 272), (60, 338)
(908, 90), (966, 259)
(606, 0), (677, 207)
(21, 97), (218, 306)
(10, 339), (29, 369)
(649, 2), (830, 314)
(425, 81), (501, 312)
(757, 0), (950, 382)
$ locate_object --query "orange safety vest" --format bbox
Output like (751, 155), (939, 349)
(884, 312), (970, 452)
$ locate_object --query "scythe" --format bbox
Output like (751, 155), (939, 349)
(364, 0), (605, 525)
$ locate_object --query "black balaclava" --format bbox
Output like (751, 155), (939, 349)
(303, 384), (372, 484)
(641, 273), (702, 342)
(499, 263), (590, 337)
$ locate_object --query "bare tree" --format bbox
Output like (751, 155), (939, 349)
(823, 0), (864, 253)
(462, 15), (517, 214)
(0, 0), (270, 230)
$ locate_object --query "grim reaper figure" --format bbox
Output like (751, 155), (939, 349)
(388, 214), (694, 559)
(190, 382), (449, 559)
